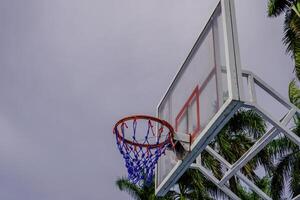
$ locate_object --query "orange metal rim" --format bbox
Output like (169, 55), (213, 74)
(113, 115), (175, 149)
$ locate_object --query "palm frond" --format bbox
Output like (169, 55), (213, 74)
(227, 109), (266, 139)
(292, 1), (300, 17)
(256, 176), (272, 196)
(283, 10), (300, 80)
(292, 118), (300, 137)
(236, 183), (255, 199)
(271, 152), (298, 200)
(255, 148), (274, 176)
(270, 1), (300, 79)
(289, 79), (300, 108)
(215, 129), (237, 162)
(229, 176), (239, 194)
(290, 10), (300, 37)
(175, 169), (212, 200)
(217, 129), (254, 166)
(283, 11), (298, 56)
(267, 0), (293, 17)
(291, 151), (300, 197)
(290, 13), (300, 79)
(294, 50), (300, 79)
(202, 151), (223, 179)
(116, 178), (142, 200)
(267, 136), (293, 160)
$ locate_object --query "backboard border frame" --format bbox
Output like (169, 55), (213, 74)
(155, 0), (243, 196)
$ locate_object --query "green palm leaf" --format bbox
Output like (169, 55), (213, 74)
(271, 151), (299, 200)
(291, 152), (300, 197)
(269, 1), (300, 80)
(116, 178), (142, 200)
(289, 79), (300, 108)
(268, 0), (294, 17)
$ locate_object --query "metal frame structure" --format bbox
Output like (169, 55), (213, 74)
(155, 0), (300, 199)
(157, 69), (300, 199)
(191, 71), (300, 200)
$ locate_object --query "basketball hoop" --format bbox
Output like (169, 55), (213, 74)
(113, 115), (174, 186)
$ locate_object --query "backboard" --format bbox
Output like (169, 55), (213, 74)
(155, 0), (243, 196)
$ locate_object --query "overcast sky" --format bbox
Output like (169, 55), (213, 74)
(0, 0), (295, 200)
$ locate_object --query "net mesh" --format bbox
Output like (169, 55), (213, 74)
(114, 116), (173, 186)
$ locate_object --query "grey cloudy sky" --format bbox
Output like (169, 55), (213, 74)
(0, 0), (294, 200)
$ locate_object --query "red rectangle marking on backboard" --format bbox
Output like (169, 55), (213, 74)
(175, 86), (200, 141)
(175, 67), (218, 143)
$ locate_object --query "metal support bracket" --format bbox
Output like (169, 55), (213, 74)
(173, 132), (191, 152)
(185, 71), (300, 199)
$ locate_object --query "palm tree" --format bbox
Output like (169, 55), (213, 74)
(269, 81), (300, 199)
(267, 1), (300, 199)
(236, 177), (271, 200)
(116, 177), (171, 200)
(168, 169), (214, 200)
(270, 143), (300, 199)
(268, 0), (300, 80)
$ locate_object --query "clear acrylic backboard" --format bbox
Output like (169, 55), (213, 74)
(155, 0), (243, 196)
